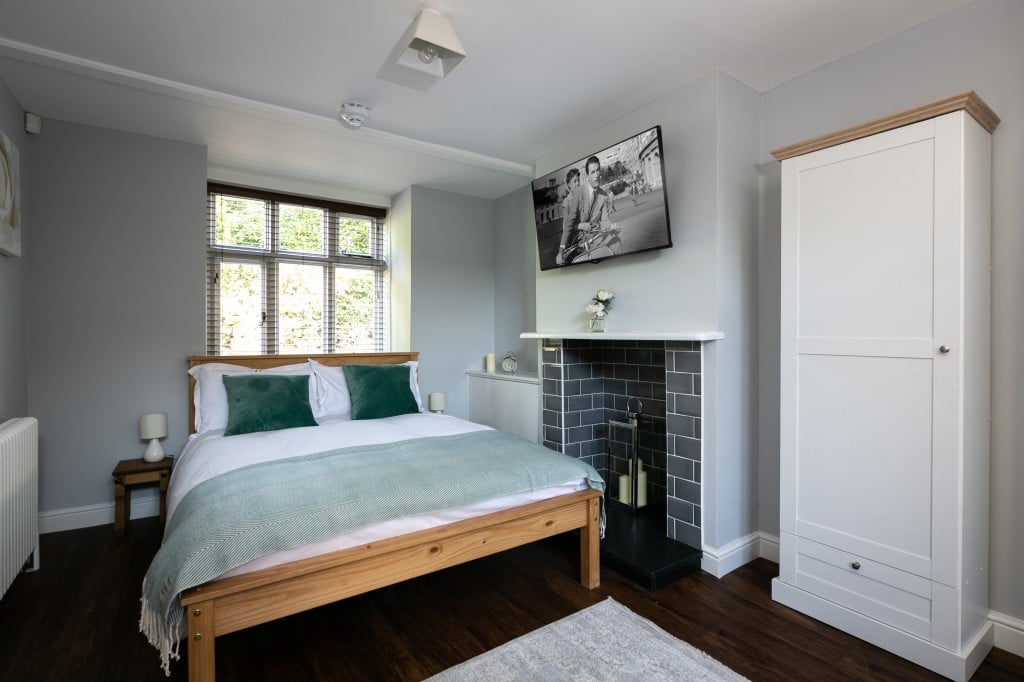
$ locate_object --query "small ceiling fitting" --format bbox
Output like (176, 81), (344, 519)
(395, 8), (466, 79)
(338, 102), (371, 129)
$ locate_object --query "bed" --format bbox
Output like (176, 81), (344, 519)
(141, 352), (604, 681)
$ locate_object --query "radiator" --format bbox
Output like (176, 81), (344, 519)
(0, 417), (39, 600)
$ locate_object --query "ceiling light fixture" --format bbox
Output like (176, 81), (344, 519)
(395, 8), (466, 79)
(338, 102), (371, 129)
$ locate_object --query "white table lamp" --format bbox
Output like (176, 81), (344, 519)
(140, 413), (168, 462)
(428, 392), (446, 413)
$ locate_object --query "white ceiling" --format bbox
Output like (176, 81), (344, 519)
(0, 0), (975, 202)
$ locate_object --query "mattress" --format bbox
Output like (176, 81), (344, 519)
(169, 413), (586, 578)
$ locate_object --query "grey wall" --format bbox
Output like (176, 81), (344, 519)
(27, 121), (206, 516)
(23, 123), (495, 520)
(406, 186), (497, 419)
(519, 71), (763, 552)
(757, 0), (1024, 621)
(704, 74), (761, 550)
(389, 187), (412, 351)
(534, 73), (719, 334)
(755, 160), (781, 538)
(0, 79), (27, 421)
(494, 185), (538, 375)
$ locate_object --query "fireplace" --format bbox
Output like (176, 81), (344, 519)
(540, 338), (704, 549)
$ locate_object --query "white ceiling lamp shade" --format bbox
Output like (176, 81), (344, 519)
(395, 8), (466, 79)
(338, 102), (372, 129)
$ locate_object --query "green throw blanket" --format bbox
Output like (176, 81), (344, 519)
(139, 430), (605, 675)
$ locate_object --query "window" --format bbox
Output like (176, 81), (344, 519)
(206, 184), (388, 355)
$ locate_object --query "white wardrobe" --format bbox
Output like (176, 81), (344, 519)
(772, 93), (999, 681)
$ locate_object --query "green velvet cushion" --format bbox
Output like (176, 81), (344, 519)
(222, 374), (318, 436)
(342, 364), (420, 420)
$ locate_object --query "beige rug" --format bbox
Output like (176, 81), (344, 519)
(426, 597), (748, 681)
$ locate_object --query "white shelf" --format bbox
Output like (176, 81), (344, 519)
(520, 331), (724, 341)
(465, 370), (539, 384)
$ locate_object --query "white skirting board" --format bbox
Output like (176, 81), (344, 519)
(701, 531), (779, 578)
(39, 495), (160, 534)
(990, 610), (1024, 658)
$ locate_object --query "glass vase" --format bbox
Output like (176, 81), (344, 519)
(588, 316), (606, 333)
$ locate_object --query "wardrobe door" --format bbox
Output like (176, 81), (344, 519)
(779, 117), (957, 580)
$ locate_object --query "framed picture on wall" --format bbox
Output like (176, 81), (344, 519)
(0, 128), (22, 258)
(531, 125), (671, 271)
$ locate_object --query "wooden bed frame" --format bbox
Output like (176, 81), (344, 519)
(179, 353), (602, 681)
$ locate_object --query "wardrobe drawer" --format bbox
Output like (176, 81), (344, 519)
(790, 536), (932, 639)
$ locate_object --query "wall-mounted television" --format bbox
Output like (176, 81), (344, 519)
(532, 125), (671, 271)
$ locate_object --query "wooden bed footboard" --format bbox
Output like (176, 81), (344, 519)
(180, 488), (602, 681)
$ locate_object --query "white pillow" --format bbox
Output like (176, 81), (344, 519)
(308, 359), (424, 422)
(266, 362), (313, 374)
(308, 360), (352, 423)
(188, 363), (254, 433)
(189, 361), (315, 433)
(404, 360), (424, 412)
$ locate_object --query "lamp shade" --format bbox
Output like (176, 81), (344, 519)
(428, 392), (447, 413)
(139, 413), (168, 440)
(395, 9), (466, 78)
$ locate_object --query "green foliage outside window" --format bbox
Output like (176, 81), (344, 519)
(279, 263), (324, 353)
(219, 262), (262, 354)
(215, 196), (264, 248)
(335, 270), (374, 350)
(280, 204), (324, 254)
(209, 188), (385, 355)
(338, 217), (370, 255)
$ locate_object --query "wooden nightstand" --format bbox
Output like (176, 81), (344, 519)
(112, 457), (173, 537)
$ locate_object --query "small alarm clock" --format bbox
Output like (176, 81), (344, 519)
(501, 351), (518, 374)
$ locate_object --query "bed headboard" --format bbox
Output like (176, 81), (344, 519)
(186, 352), (420, 435)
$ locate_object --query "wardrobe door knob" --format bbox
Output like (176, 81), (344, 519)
(850, 561), (861, 570)
(939, 345), (951, 354)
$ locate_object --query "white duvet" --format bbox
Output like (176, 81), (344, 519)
(169, 413), (584, 579)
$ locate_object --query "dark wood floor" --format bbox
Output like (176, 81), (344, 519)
(1, 518), (1022, 681)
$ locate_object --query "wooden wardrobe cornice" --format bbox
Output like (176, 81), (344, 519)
(771, 90), (999, 161)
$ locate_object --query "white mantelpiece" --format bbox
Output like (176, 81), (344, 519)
(465, 370), (539, 384)
(520, 331), (724, 341)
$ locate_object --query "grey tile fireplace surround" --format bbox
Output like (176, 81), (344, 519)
(540, 338), (703, 547)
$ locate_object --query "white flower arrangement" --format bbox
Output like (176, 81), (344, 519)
(585, 289), (615, 318)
